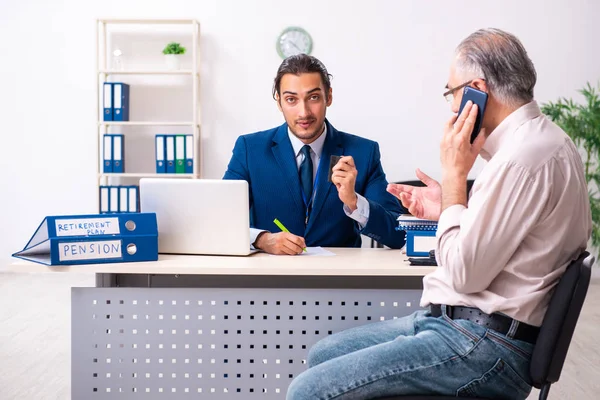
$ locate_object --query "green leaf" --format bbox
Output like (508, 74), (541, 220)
(162, 42), (186, 55)
(541, 80), (600, 248)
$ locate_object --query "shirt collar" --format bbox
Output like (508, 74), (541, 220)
(480, 101), (542, 161)
(288, 123), (327, 158)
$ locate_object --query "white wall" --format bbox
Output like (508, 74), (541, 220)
(1, 0), (600, 268)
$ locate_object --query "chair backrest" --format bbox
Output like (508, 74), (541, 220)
(529, 251), (594, 387)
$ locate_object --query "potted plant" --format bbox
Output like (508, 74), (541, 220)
(163, 42), (186, 70)
(541, 81), (600, 248)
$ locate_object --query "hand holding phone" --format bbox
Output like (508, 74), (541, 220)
(328, 155), (342, 182)
(458, 86), (488, 143)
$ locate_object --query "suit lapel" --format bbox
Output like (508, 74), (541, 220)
(307, 120), (344, 230)
(271, 123), (304, 212)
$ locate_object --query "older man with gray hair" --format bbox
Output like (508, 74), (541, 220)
(286, 28), (591, 400)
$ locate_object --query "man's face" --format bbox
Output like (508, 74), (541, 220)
(446, 61), (491, 133)
(277, 72), (332, 144)
(447, 62), (466, 114)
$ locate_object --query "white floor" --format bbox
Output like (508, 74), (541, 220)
(0, 271), (598, 400)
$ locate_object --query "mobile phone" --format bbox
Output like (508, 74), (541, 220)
(408, 257), (437, 266)
(328, 155), (342, 182)
(458, 86), (488, 143)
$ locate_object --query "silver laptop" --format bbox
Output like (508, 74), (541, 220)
(139, 178), (257, 256)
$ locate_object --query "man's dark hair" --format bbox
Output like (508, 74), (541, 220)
(272, 54), (333, 101)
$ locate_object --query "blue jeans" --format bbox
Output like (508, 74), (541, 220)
(287, 308), (534, 400)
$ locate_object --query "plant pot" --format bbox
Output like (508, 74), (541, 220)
(164, 54), (180, 70)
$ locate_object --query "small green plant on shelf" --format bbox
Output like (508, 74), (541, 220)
(163, 42), (186, 70)
(163, 42), (186, 55)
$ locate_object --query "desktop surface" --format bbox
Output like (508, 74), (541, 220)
(8, 247), (436, 277)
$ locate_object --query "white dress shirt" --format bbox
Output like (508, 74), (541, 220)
(420, 101), (592, 327)
(250, 124), (370, 246)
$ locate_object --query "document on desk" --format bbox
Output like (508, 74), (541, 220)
(269, 247), (336, 256)
(304, 247), (336, 256)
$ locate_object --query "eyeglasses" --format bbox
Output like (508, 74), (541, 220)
(443, 80), (473, 103)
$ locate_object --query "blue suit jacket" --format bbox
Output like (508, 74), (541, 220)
(223, 120), (406, 249)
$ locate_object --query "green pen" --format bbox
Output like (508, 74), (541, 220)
(273, 218), (307, 252)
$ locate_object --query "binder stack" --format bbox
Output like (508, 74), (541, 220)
(103, 134), (125, 173)
(102, 82), (130, 122)
(155, 134), (193, 174)
(396, 215), (438, 257)
(99, 185), (139, 214)
(12, 213), (158, 266)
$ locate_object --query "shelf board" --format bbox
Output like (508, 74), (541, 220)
(98, 19), (198, 25)
(100, 173), (198, 178)
(99, 70), (196, 75)
(99, 121), (198, 126)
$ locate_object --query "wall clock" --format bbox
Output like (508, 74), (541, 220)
(276, 26), (313, 59)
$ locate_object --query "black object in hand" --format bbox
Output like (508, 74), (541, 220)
(328, 155), (342, 182)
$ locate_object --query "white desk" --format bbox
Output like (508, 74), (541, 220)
(10, 248), (436, 400)
(9, 247), (434, 277)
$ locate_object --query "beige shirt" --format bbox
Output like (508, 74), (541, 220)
(420, 101), (592, 327)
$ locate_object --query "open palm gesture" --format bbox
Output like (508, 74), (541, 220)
(387, 169), (442, 221)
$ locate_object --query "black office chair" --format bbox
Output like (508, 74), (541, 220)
(371, 179), (475, 248)
(376, 250), (594, 400)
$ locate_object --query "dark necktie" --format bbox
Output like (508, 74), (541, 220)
(299, 145), (313, 208)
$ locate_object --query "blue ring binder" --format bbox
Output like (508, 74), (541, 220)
(396, 215), (438, 257)
(12, 213), (158, 266)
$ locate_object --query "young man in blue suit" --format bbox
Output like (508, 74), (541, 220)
(223, 54), (406, 255)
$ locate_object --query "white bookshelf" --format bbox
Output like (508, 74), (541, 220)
(98, 19), (198, 25)
(98, 70), (197, 75)
(95, 18), (201, 212)
(98, 122), (198, 126)
(99, 173), (197, 178)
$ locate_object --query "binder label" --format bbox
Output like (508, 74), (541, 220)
(114, 84), (122, 108)
(413, 235), (437, 251)
(55, 218), (120, 237)
(59, 240), (122, 261)
(104, 83), (111, 107)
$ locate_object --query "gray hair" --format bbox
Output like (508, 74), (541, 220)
(455, 28), (537, 107)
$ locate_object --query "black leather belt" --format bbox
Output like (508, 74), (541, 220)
(430, 304), (539, 345)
